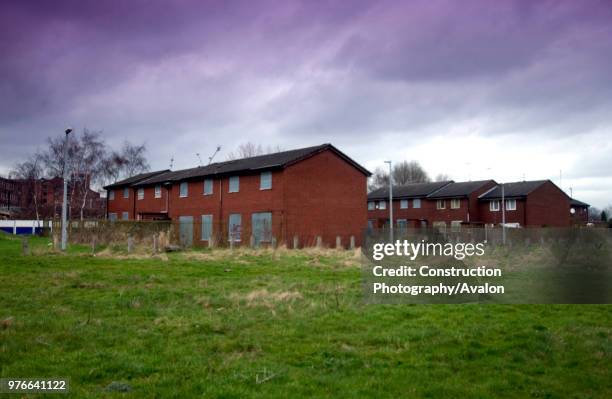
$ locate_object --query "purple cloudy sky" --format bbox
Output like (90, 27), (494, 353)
(1, 0), (611, 207)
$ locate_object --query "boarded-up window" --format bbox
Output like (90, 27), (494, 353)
(201, 214), (213, 241)
(155, 185), (161, 198)
(229, 176), (239, 193)
(252, 212), (272, 242)
(379, 201), (386, 210)
(122, 212), (129, 220)
(137, 188), (144, 200)
(229, 213), (241, 241)
(123, 188), (129, 198)
(413, 199), (421, 208)
(204, 179), (213, 195)
(108, 213), (117, 221)
(260, 172), (272, 190)
(400, 199), (408, 209)
(368, 202), (375, 210)
(179, 182), (188, 197)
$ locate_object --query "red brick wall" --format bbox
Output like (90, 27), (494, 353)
(368, 197), (435, 228)
(284, 150), (368, 247)
(107, 187), (134, 220)
(105, 148), (368, 247)
(525, 181), (571, 227)
(134, 185), (169, 218)
(167, 171), (285, 243)
(478, 181), (571, 227)
(367, 181), (497, 227)
(479, 198), (527, 225)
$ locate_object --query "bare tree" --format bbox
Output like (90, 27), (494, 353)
(71, 130), (107, 220)
(435, 173), (450, 182)
(101, 141), (150, 186)
(368, 161), (431, 191)
(226, 142), (282, 161)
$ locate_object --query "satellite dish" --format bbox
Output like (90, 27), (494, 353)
(570, 208), (576, 214)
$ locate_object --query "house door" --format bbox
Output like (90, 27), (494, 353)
(179, 216), (193, 247)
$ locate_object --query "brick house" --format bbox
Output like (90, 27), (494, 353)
(569, 198), (590, 225)
(367, 180), (497, 230)
(368, 179), (589, 229)
(104, 144), (371, 247)
(478, 180), (587, 227)
(367, 181), (451, 229)
(426, 180), (497, 229)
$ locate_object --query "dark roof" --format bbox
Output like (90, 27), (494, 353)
(103, 170), (170, 189)
(478, 180), (549, 199)
(427, 180), (496, 199)
(570, 198), (589, 207)
(132, 144), (371, 186)
(368, 181), (452, 200)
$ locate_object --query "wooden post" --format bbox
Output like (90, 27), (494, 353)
(127, 235), (134, 253)
(91, 236), (96, 255)
(153, 233), (158, 253)
(208, 235), (214, 249)
(293, 235), (299, 249)
(230, 235), (234, 250)
(336, 236), (342, 249)
(53, 233), (59, 250)
(316, 236), (322, 248)
(22, 237), (30, 256)
(271, 236), (277, 249)
(350, 236), (355, 250)
(250, 234), (256, 249)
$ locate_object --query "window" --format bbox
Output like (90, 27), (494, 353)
(109, 190), (115, 200)
(368, 202), (375, 211)
(229, 176), (239, 193)
(122, 212), (129, 220)
(506, 199), (516, 211)
(451, 220), (462, 232)
(436, 200), (446, 209)
(490, 200), (500, 211)
(413, 198), (421, 208)
(397, 219), (407, 231)
(433, 221), (447, 232)
(108, 213), (117, 221)
(123, 187), (129, 198)
(252, 212), (272, 242)
(179, 182), (188, 197)
(155, 185), (162, 198)
(400, 199), (409, 209)
(379, 201), (386, 210)
(260, 172), (272, 190)
(367, 219), (375, 230)
(204, 179), (213, 195)
(201, 215), (213, 241)
(137, 188), (144, 200)
(228, 214), (242, 241)
(451, 199), (460, 209)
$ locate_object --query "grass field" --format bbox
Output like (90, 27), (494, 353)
(1, 234), (610, 398)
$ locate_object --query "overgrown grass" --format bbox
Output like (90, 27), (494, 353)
(0, 234), (610, 398)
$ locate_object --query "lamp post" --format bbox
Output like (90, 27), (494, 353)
(385, 160), (393, 243)
(501, 182), (506, 245)
(61, 127), (73, 251)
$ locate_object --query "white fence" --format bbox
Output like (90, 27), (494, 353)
(0, 220), (51, 235)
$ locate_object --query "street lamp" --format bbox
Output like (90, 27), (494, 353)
(384, 160), (393, 243)
(61, 127), (73, 251)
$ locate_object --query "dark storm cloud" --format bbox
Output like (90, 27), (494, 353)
(0, 0), (611, 205)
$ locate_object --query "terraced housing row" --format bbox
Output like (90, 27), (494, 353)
(104, 144), (589, 247)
